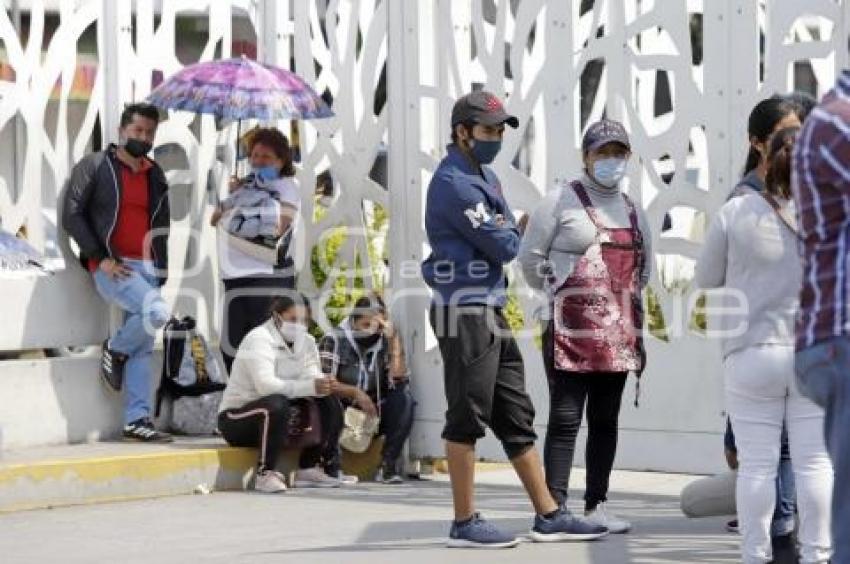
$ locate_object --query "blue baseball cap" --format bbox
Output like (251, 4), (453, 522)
(582, 119), (631, 153)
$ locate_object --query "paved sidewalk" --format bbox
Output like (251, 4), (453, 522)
(0, 468), (742, 564)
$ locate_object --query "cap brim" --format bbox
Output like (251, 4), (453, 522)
(585, 139), (631, 153)
(477, 112), (520, 129)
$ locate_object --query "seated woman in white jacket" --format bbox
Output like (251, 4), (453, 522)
(218, 293), (343, 493)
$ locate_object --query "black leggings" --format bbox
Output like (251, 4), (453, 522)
(218, 394), (343, 473)
(543, 324), (628, 512)
(221, 274), (295, 374)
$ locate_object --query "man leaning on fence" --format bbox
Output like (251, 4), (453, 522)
(61, 102), (173, 443)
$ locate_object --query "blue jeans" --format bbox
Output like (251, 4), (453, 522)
(93, 259), (170, 424)
(773, 431), (796, 537)
(796, 336), (849, 564)
(377, 383), (416, 466)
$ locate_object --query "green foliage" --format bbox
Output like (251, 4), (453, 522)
(644, 284), (707, 340)
(310, 225), (347, 289)
(502, 283), (525, 333)
(310, 200), (386, 328)
(690, 291), (707, 334)
(645, 286), (670, 342)
(504, 276), (543, 350)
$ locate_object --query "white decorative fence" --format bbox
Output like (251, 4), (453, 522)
(0, 0), (846, 470)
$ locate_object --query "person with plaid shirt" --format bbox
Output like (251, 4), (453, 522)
(792, 71), (850, 564)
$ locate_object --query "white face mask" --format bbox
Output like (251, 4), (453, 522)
(592, 157), (628, 188)
(276, 319), (307, 343)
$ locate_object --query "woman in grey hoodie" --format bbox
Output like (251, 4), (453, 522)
(518, 120), (652, 534)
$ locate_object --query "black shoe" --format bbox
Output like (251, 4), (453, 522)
(771, 532), (799, 564)
(123, 419), (173, 443)
(101, 340), (127, 392)
(380, 460), (404, 484)
(726, 519), (739, 534)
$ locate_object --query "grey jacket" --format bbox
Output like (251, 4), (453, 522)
(695, 192), (800, 358)
(60, 144), (170, 284)
(518, 174), (653, 296)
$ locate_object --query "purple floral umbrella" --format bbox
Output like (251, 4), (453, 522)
(146, 57), (333, 167)
(147, 57), (333, 120)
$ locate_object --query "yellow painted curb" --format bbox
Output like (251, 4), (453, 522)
(0, 447), (256, 486)
(0, 446), (258, 513)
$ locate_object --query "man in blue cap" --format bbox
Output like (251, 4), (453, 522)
(422, 91), (609, 549)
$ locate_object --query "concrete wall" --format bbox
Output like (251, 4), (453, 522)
(0, 269), (109, 352)
(0, 352), (166, 452)
(0, 357), (126, 451)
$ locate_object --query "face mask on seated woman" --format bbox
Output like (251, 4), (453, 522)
(355, 332), (382, 349)
(274, 315), (307, 344)
(351, 314), (384, 349)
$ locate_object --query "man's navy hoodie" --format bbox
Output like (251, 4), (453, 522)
(421, 144), (519, 307)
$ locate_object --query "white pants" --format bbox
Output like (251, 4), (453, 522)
(725, 345), (833, 564)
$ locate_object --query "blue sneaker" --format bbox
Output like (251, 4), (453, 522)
(447, 513), (521, 549)
(529, 508), (609, 542)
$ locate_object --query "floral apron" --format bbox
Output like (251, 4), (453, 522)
(551, 182), (646, 380)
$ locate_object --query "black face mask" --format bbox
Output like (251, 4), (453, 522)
(355, 333), (381, 349)
(124, 138), (152, 158)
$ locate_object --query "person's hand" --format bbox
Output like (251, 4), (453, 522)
(355, 390), (378, 417)
(99, 258), (132, 280)
(314, 376), (333, 396)
(517, 213), (530, 235)
(210, 207), (223, 227)
(328, 376), (342, 394)
(725, 448), (739, 471)
(378, 317), (395, 339)
(228, 175), (243, 193)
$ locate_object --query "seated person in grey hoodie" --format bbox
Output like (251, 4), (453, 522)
(318, 294), (415, 484)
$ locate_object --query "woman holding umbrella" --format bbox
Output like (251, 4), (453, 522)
(211, 127), (300, 373)
(146, 56), (333, 373)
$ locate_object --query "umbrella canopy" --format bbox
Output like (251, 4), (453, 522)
(146, 57), (333, 121)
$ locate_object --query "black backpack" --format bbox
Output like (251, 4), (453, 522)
(155, 316), (226, 418)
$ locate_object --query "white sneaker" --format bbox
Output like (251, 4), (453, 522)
(254, 470), (287, 493)
(336, 471), (359, 485)
(382, 473), (404, 485)
(584, 503), (631, 534)
(293, 467), (342, 488)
